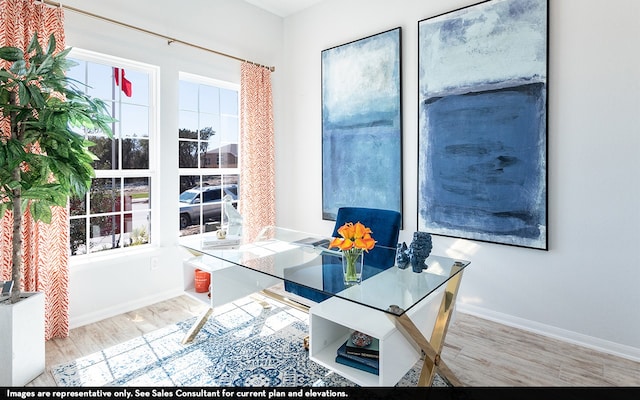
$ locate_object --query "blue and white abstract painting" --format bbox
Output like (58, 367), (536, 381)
(418, 0), (548, 249)
(322, 28), (402, 222)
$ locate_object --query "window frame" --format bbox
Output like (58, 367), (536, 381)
(68, 48), (160, 260)
(178, 72), (240, 236)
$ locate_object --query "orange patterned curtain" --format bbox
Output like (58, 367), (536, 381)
(239, 63), (275, 242)
(0, 0), (69, 339)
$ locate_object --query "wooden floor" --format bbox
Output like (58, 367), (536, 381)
(30, 295), (640, 387)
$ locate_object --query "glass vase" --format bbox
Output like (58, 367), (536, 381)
(342, 248), (364, 286)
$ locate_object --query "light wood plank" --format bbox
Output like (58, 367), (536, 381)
(28, 295), (640, 387)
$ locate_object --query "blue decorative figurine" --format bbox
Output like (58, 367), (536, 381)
(396, 242), (409, 269)
(409, 232), (432, 273)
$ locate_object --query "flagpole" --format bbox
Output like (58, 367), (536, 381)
(42, 0), (276, 72)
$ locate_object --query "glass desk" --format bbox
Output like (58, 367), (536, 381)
(179, 226), (470, 387)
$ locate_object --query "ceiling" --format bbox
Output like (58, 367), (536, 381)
(243, 0), (324, 17)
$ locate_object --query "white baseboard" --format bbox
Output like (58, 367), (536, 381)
(457, 303), (640, 363)
(69, 288), (184, 329)
(68, 291), (640, 364)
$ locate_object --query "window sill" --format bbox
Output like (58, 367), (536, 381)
(70, 244), (157, 270)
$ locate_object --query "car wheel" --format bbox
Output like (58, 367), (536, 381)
(179, 213), (191, 229)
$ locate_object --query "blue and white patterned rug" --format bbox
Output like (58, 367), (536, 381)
(51, 296), (446, 387)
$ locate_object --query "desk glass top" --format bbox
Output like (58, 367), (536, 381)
(179, 226), (470, 316)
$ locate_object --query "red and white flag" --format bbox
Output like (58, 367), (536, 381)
(113, 67), (132, 97)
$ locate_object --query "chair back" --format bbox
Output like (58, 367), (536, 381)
(332, 207), (401, 271)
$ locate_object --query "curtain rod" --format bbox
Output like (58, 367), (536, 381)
(42, 0), (275, 72)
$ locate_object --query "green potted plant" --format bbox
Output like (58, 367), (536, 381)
(0, 33), (113, 386)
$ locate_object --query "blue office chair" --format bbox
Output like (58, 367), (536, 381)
(285, 207), (401, 303)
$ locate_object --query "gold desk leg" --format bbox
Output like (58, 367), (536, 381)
(250, 294), (273, 309)
(181, 307), (213, 344)
(259, 288), (311, 314)
(392, 266), (465, 387)
(259, 288), (311, 350)
(181, 290), (283, 345)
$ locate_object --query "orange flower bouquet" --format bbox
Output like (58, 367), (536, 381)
(329, 222), (376, 285)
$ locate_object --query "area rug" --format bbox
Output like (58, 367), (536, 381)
(51, 296), (447, 387)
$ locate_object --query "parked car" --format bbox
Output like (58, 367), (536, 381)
(179, 184), (238, 229)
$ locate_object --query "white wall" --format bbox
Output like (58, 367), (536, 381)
(59, 0), (283, 327)
(279, 0), (640, 361)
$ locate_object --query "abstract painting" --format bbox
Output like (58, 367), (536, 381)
(322, 28), (402, 222)
(418, 0), (548, 249)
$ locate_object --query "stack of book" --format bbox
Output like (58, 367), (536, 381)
(335, 333), (380, 375)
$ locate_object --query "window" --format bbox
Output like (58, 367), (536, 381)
(178, 73), (240, 236)
(67, 49), (157, 256)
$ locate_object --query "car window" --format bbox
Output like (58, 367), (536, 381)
(179, 190), (198, 203)
(203, 189), (221, 203)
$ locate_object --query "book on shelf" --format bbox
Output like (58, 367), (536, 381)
(335, 340), (379, 375)
(346, 336), (379, 359)
(335, 355), (379, 375)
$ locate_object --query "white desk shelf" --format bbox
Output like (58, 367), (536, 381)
(309, 285), (445, 387)
(183, 254), (280, 308)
